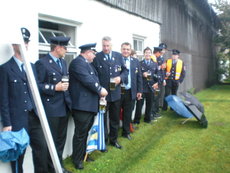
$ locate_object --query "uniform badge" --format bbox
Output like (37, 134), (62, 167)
(95, 83), (98, 87)
(112, 57), (115, 61)
(45, 84), (50, 89)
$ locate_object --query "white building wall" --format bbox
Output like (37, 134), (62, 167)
(0, 0), (160, 172)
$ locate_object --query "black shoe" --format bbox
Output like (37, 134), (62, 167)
(156, 113), (162, 118)
(162, 108), (167, 111)
(101, 149), (108, 153)
(122, 134), (132, 140)
(110, 141), (122, 149)
(132, 121), (140, 125)
(62, 167), (72, 173)
(86, 156), (94, 162)
(75, 162), (84, 170)
(144, 120), (151, 123)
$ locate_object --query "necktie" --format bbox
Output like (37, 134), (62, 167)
(56, 59), (62, 70)
(146, 60), (150, 66)
(107, 54), (110, 61)
(21, 64), (26, 76)
(124, 58), (127, 64)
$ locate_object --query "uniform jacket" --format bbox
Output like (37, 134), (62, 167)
(157, 56), (166, 84)
(35, 54), (71, 117)
(0, 57), (36, 131)
(92, 51), (128, 102)
(124, 57), (143, 100)
(140, 59), (159, 93)
(69, 55), (102, 113)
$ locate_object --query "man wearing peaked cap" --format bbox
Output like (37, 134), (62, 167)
(78, 43), (97, 51)
(172, 49), (180, 55)
(21, 27), (30, 43)
(157, 43), (168, 110)
(50, 36), (70, 46)
(159, 43), (167, 50)
(0, 28), (48, 173)
(163, 49), (186, 111)
(69, 43), (108, 170)
(150, 46), (164, 120)
(35, 36), (72, 173)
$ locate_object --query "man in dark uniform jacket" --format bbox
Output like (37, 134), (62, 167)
(35, 36), (72, 173)
(163, 49), (186, 111)
(92, 36), (128, 149)
(151, 46), (164, 119)
(157, 43), (168, 109)
(120, 42), (142, 140)
(0, 28), (48, 173)
(69, 43), (108, 170)
(134, 47), (159, 124)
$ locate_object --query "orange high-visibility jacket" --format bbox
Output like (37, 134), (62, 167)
(151, 55), (157, 63)
(165, 59), (183, 80)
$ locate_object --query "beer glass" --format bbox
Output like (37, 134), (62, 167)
(154, 88), (160, 97)
(147, 71), (152, 81)
(110, 78), (116, 90)
(99, 97), (107, 112)
(121, 83), (126, 94)
(61, 75), (69, 83)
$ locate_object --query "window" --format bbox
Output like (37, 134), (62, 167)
(38, 18), (78, 68)
(39, 29), (74, 47)
(133, 39), (143, 52)
(133, 35), (146, 60)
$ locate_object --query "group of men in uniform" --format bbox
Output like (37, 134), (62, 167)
(0, 28), (186, 172)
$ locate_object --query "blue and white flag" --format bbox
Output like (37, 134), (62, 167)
(86, 110), (106, 153)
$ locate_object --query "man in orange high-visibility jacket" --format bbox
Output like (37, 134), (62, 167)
(162, 49), (186, 111)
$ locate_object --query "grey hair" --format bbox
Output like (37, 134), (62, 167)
(102, 36), (112, 42)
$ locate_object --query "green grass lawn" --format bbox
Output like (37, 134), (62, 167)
(65, 85), (230, 173)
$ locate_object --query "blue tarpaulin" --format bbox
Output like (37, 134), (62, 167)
(0, 128), (29, 162)
(165, 95), (194, 118)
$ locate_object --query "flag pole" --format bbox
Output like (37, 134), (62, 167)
(18, 31), (63, 173)
(84, 153), (88, 162)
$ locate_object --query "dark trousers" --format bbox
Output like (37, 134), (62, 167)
(72, 110), (95, 165)
(47, 115), (69, 172)
(134, 92), (154, 123)
(120, 90), (135, 135)
(158, 84), (165, 108)
(163, 80), (179, 110)
(11, 110), (48, 173)
(151, 90), (159, 116)
(104, 99), (121, 143)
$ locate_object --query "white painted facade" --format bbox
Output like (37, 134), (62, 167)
(0, 0), (160, 172)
